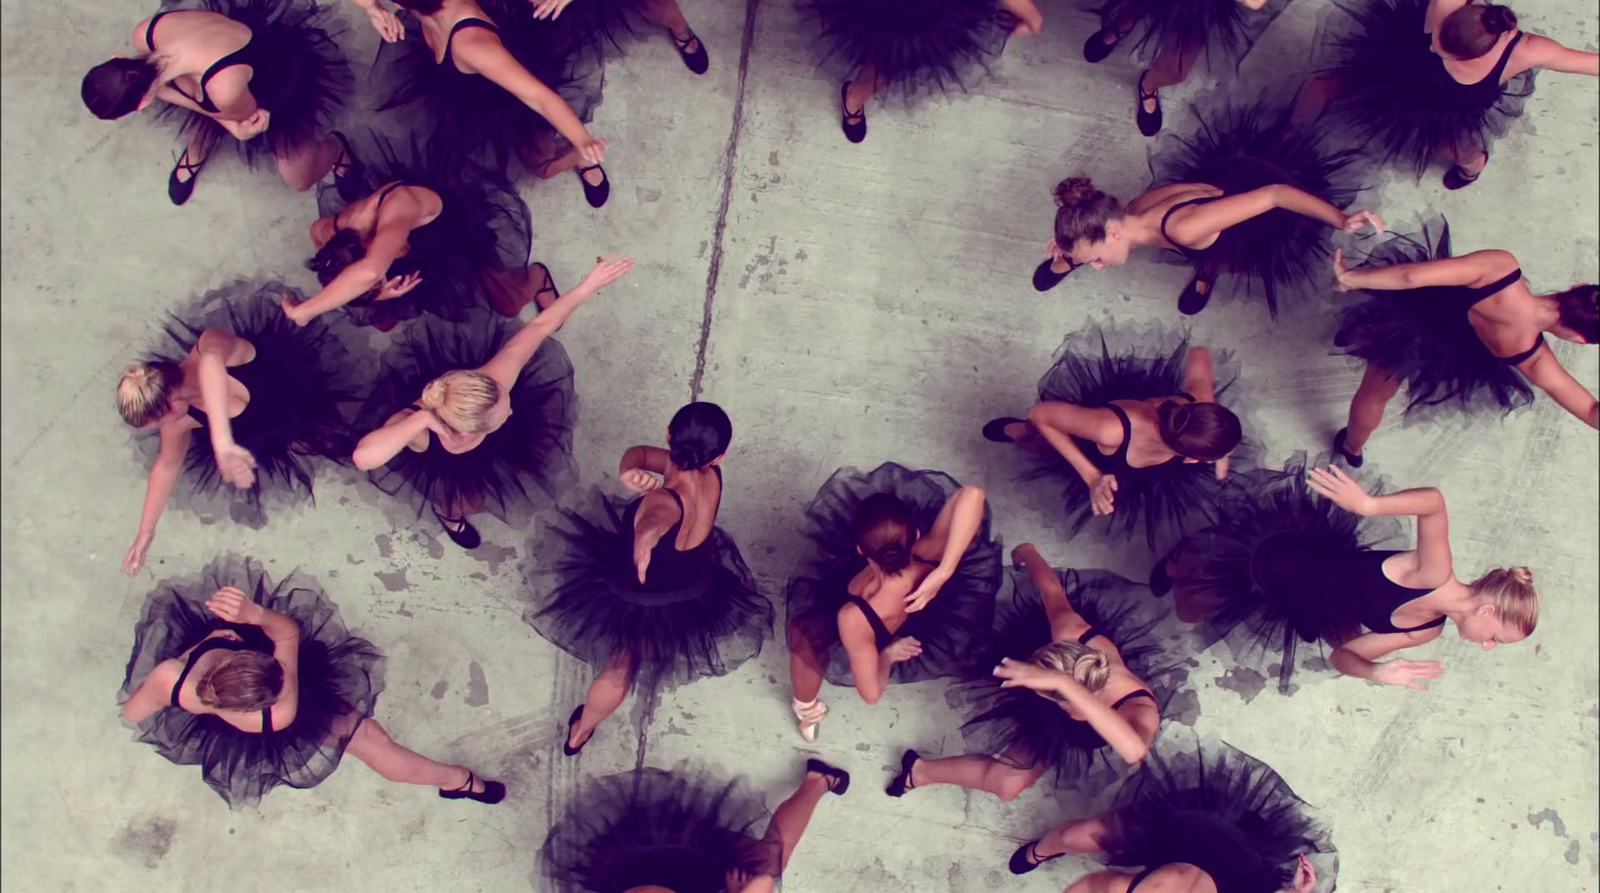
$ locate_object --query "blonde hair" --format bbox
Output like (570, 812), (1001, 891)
(116, 362), (183, 427)
(196, 650), (284, 711)
(1028, 640), (1111, 701)
(1468, 566), (1540, 635)
(420, 370), (501, 434)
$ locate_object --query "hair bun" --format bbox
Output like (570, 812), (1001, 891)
(1482, 4), (1518, 33)
(1053, 177), (1099, 208)
(1168, 404), (1192, 433)
(1509, 566), (1534, 584)
(419, 377), (448, 408)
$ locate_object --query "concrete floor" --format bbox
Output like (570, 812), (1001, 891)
(3, 1), (1597, 891)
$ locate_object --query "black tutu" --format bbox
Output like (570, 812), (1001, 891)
(1023, 322), (1253, 553)
(1310, 0), (1535, 179)
(1168, 455), (1405, 692)
(375, 1), (604, 177)
(542, 0), (659, 61)
(524, 490), (773, 693)
(541, 765), (779, 893)
(1334, 219), (1534, 420)
(156, 0), (351, 165)
(1086, 0), (1289, 73)
(1099, 735), (1334, 893)
(119, 556), (383, 808)
(787, 462), (1003, 686)
(951, 567), (1191, 792)
(797, 0), (1011, 100)
(1147, 95), (1366, 317)
(140, 280), (363, 526)
(316, 133), (536, 328)
(355, 315), (577, 524)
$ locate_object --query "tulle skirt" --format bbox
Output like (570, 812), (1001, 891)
(355, 315), (577, 524)
(1333, 219), (1534, 420)
(544, 0), (660, 60)
(786, 462), (1003, 686)
(1309, 0), (1535, 179)
(375, 1), (605, 176)
(119, 556), (383, 808)
(156, 0), (351, 165)
(316, 133), (538, 328)
(1147, 94), (1366, 317)
(1023, 322), (1252, 553)
(140, 280), (364, 526)
(1168, 455), (1405, 692)
(541, 765), (780, 893)
(797, 0), (1011, 100)
(524, 491), (773, 693)
(1099, 735), (1334, 893)
(1086, 0), (1290, 73)
(951, 567), (1191, 792)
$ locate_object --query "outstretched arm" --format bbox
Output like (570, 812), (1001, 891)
(1333, 248), (1516, 292)
(1517, 343), (1600, 428)
(1330, 627), (1445, 688)
(352, 409), (435, 471)
(123, 423), (193, 576)
(630, 490), (681, 584)
(992, 659), (1152, 763)
(480, 255), (633, 390)
(454, 30), (605, 163)
(1522, 33), (1599, 76)
(121, 664), (175, 723)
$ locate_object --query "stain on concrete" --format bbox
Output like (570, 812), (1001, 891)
(469, 572), (487, 581)
(795, 247), (807, 261)
(471, 542), (518, 573)
(738, 236), (776, 289)
(113, 817), (175, 868)
(636, 187), (662, 203)
(768, 150), (779, 165)
(423, 536), (444, 560)
(662, 717), (688, 736)
(1214, 666), (1267, 702)
(375, 568), (410, 591)
(1564, 840), (1580, 864)
(375, 534), (393, 558)
(395, 603), (413, 618)
(1165, 688), (1202, 725)
(346, 553), (363, 565)
(1528, 808), (1568, 837)
(466, 662), (489, 707)
(697, 239), (708, 258)
(431, 680), (449, 699)
(854, 742), (871, 752)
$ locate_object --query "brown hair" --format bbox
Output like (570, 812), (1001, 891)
(420, 370), (501, 434)
(1157, 401), (1241, 461)
(1051, 178), (1125, 251)
(1555, 284), (1598, 344)
(196, 650), (285, 711)
(853, 493), (918, 574)
(1468, 566), (1539, 635)
(117, 362), (184, 427)
(1438, 4), (1518, 59)
(1027, 640), (1111, 701)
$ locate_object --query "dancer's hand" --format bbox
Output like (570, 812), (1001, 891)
(206, 586), (265, 625)
(224, 108), (271, 140)
(575, 136), (607, 167)
(619, 468), (660, 493)
(884, 637), (923, 663)
(281, 290), (310, 326)
(1288, 854), (1318, 893)
(1331, 249), (1359, 292)
(1306, 465), (1372, 515)
(992, 657), (1066, 692)
(1089, 473), (1117, 515)
(531, 0), (576, 19)
(122, 532), (154, 577)
(215, 443), (258, 490)
(1372, 658), (1444, 690)
(1340, 209), (1384, 234)
(365, 4), (404, 41)
(375, 272), (424, 301)
(904, 567), (950, 613)
(579, 254), (634, 292)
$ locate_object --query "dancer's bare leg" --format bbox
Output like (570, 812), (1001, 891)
(567, 652), (635, 750)
(1341, 363), (1403, 455)
(345, 718), (490, 793)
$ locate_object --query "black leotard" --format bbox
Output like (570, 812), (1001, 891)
(1074, 395), (1197, 477)
(1428, 31), (1524, 114)
(844, 554), (941, 650)
(1452, 267), (1541, 365)
(1256, 533), (1446, 636)
(337, 182), (441, 301)
(171, 636), (275, 731)
(440, 18), (498, 73)
(146, 10), (263, 114)
(622, 467), (724, 593)
(185, 352), (271, 428)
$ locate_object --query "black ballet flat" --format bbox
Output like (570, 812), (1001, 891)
(1442, 165), (1480, 190)
(1082, 27), (1119, 63)
(1149, 557), (1173, 596)
(329, 130), (360, 194)
(563, 705), (589, 756)
(439, 771), (506, 804)
(1332, 427), (1365, 468)
(673, 29), (709, 75)
(167, 147), (208, 206)
(1008, 839), (1063, 875)
(1177, 272), (1214, 316)
(433, 510), (482, 550)
(806, 758), (850, 795)
(982, 417), (1027, 443)
(1135, 70), (1162, 138)
(576, 164), (610, 208)
(1032, 257), (1078, 292)
(885, 748), (920, 797)
(840, 81), (867, 144)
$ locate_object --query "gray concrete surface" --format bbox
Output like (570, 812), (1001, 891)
(3, 1), (1597, 891)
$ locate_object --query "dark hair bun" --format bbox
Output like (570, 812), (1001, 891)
(1481, 4), (1518, 33)
(81, 58), (160, 121)
(1053, 177), (1100, 208)
(305, 229), (367, 285)
(667, 401), (733, 470)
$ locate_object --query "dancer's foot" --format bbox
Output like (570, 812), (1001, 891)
(1135, 70), (1163, 137)
(840, 81), (867, 144)
(1008, 839), (1064, 875)
(1332, 427), (1365, 468)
